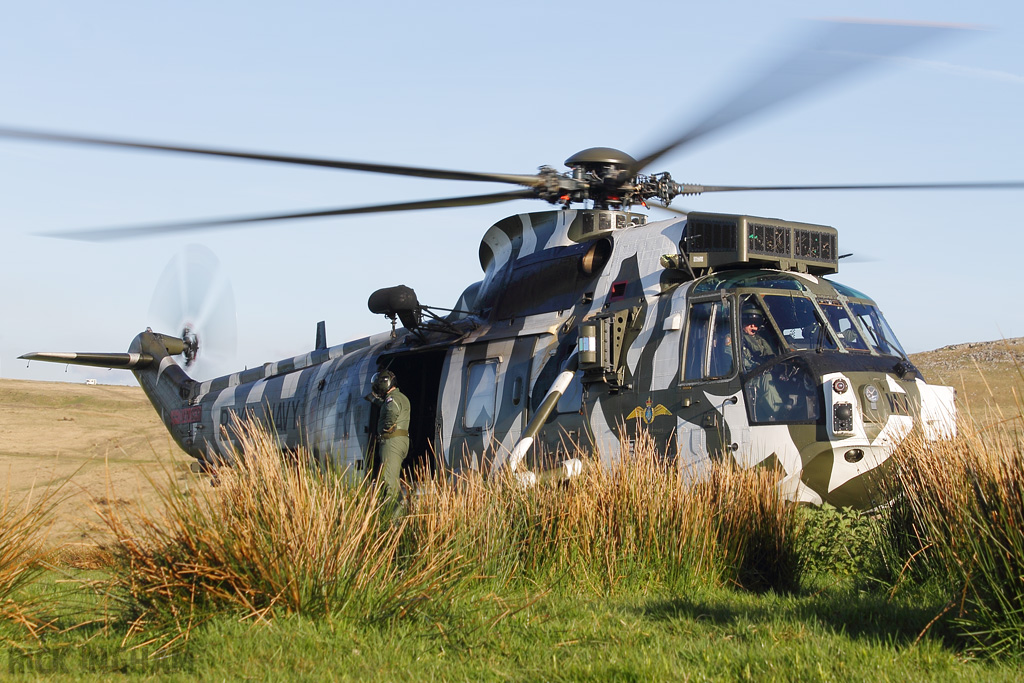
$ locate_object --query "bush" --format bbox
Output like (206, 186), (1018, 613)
(405, 430), (800, 594)
(795, 503), (881, 579)
(97, 420), (469, 647)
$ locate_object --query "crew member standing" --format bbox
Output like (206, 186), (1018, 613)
(365, 370), (410, 507)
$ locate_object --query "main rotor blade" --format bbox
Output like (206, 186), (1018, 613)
(0, 126), (546, 188)
(632, 19), (967, 173)
(40, 190), (537, 242)
(694, 180), (1024, 193)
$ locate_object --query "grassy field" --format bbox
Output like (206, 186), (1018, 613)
(4, 580), (1023, 681)
(0, 378), (188, 549)
(1, 338), (1023, 680)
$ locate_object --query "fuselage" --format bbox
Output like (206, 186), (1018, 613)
(126, 208), (955, 507)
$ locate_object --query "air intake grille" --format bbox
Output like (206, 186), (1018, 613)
(681, 212), (839, 275)
(687, 218), (737, 251)
(794, 229), (837, 262)
(748, 222), (790, 257)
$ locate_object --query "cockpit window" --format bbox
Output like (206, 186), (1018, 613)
(829, 280), (871, 300)
(761, 294), (838, 352)
(745, 357), (821, 424)
(819, 302), (870, 352)
(738, 296), (783, 373)
(683, 299), (734, 381)
(848, 302), (907, 358)
(693, 270), (807, 294)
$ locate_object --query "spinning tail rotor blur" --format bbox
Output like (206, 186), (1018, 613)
(148, 244), (238, 381)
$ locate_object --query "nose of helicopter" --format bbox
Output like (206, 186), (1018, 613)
(800, 370), (956, 508)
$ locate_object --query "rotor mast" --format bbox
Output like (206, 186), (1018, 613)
(558, 147), (702, 211)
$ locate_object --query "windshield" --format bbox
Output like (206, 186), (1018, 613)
(761, 294), (838, 352)
(687, 272), (907, 363)
(848, 302), (908, 358)
(694, 270), (807, 294)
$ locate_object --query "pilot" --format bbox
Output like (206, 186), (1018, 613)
(365, 369), (411, 508)
(740, 306), (783, 418)
(740, 307), (775, 372)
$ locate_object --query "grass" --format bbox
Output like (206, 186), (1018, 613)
(93, 420), (469, 651)
(3, 582), (1022, 682)
(404, 429), (799, 594)
(879, 426), (1024, 656)
(0, 474), (62, 640)
(1, 399), (1024, 677)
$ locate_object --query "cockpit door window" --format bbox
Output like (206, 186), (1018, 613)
(683, 298), (734, 382)
(738, 295), (784, 373)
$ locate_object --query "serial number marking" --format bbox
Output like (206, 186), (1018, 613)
(170, 405), (202, 425)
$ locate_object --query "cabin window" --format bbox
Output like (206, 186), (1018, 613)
(464, 359), (499, 430)
(683, 299), (734, 381)
(819, 302), (870, 352)
(848, 302), (907, 358)
(761, 294), (837, 351)
(738, 295), (784, 373)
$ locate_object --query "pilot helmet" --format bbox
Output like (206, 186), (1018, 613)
(741, 305), (765, 327)
(371, 370), (396, 395)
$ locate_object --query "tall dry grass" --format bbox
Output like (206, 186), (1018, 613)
(406, 430), (800, 593)
(882, 421), (1024, 655)
(97, 420), (468, 646)
(98, 418), (800, 649)
(0, 478), (60, 638)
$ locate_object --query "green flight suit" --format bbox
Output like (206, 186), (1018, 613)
(373, 388), (410, 504)
(741, 332), (783, 419)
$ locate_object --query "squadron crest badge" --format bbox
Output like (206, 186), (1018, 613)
(627, 397), (672, 424)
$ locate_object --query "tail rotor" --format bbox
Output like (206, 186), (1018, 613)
(148, 244), (238, 380)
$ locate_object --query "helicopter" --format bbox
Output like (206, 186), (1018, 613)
(10, 19), (1024, 508)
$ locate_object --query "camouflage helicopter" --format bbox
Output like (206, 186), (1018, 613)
(11, 20), (1024, 507)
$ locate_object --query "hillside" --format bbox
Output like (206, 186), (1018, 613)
(911, 337), (1024, 422)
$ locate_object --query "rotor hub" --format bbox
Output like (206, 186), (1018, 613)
(181, 325), (199, 367)
(564, 147), (637, 171)
(561, 147), (639, 209)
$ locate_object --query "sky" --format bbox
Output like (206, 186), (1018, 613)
(1, 0), (1022, 385)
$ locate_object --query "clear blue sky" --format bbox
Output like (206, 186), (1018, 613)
(2, 1), (1022, 384)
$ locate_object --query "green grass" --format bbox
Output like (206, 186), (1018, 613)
(2, 580), (1021, 681)
(0, 477), (64, 638)
(3, 414), (1024, 679)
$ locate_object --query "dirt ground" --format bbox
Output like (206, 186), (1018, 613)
(0, 378), (193, 549)
(2, 338), (1021, 551)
